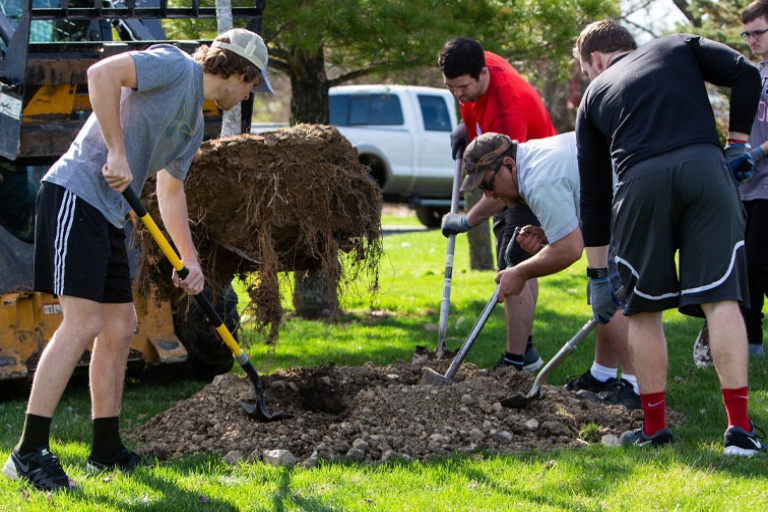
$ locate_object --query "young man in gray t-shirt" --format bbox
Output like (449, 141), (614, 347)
(2, 28), (273, 491)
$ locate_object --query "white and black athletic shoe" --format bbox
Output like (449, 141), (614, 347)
(2, 448), (77, 491)
(492, 347), (544, 372)
(620, 426), (673, 448)
(724, 423), (766, 457)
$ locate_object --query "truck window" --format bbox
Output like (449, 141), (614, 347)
(329, 95), (349, 126)
(418, 94), (451, 132)
(330, 94), (404, 127)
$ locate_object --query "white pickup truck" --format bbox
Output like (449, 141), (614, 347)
(253, 85), (460, 227)
(328, 85), (459, 227)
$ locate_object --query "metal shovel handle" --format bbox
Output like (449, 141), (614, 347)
(436, 149), (464, 358)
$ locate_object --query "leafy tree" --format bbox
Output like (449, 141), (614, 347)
(261, 0), (619, 124)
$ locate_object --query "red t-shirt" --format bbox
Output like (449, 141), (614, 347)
(460, 52), (557, 143)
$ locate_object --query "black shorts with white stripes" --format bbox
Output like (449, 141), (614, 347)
(34, 182), (132, 303)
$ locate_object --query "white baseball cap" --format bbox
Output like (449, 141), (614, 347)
(211, 28), (273, 94)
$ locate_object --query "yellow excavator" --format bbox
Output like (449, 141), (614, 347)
(0, 0), (262, 381)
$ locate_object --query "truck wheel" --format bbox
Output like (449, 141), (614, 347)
(174, 285), (238, 381)
(415, 206), (447, 229)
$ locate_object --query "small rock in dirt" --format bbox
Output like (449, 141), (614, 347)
(490, 431), (514, 443)
(301, 451), (319, 469)
(346, 447), (366, 461)
(263, 449), (298, 467)
(541, 421), (569, 437)
(601, 434), (621, 447)
(469, 428), (485, 442)
(352, 439), (370, 452)
(525, 419), (540, 430)
(223, 451), (243, 465)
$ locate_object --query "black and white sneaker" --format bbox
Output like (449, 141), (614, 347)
(600, 379), (641, 410)
(565, 370), (617, 393)
(723, 423), (766, 456)
(86, 446), (148, 473)
(620, 426), (673, 447)
(522, 346), (543, 372)
(491, 347), (543, 372)
(2, 448), (77, 491)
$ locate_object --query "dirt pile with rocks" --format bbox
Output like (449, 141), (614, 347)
(130, 360), (681, 464)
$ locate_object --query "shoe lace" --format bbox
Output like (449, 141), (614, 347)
(37, 452), (65, 478)
(752, 423), (766, 443)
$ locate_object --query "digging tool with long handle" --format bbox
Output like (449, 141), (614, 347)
(501, 287), (626, 408)
(122, 187), (290, 422)
(436, 149), (464, 359)
(421, 228), (519, 386)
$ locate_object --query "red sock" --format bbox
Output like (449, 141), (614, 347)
(722, 387), (750, 430)
(640, 391), (666, 435)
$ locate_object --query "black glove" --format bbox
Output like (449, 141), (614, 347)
(724, 143), (755, 183)
(589, 277), (622, 324)
(749, 144), (766, 164)
(441, 213), (470, 237)
(450, 121), (469, 160)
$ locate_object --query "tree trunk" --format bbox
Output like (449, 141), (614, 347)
(216, 0), (240, 137)
(288, 48), (329, 124)
(293, 268), (339, 320)
(465, 189), (494, 270)
(288, 47), (339, 318)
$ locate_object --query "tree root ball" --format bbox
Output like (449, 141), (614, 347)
(133, 124), (383, 339)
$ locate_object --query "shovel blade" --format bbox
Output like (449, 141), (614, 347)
(237, 398), (292, 422)
(419, 367), (453, 386)
(500, 392), (536, 408)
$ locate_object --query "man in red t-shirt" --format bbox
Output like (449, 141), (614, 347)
(437, 37), (557, 373)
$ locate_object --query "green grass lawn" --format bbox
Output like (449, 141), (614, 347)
(1, 207), (767, 511)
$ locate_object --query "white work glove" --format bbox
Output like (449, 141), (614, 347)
(441, 213), (471, 237)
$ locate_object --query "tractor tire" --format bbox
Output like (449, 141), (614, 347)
(415, 206), (447, 229)
(174, 285), (238, 381)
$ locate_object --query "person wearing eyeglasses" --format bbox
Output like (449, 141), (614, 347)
(460, 131), (639, 410)
(695, 0), (768, 367)
(736, 1), (768, 359)
(438, 37), (557, 374)
(574, 19), (764, 455)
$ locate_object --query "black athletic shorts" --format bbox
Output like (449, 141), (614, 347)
(34, 182), (133, 303)
(493, 202), (541, 269)
(612, 144), (748, 317)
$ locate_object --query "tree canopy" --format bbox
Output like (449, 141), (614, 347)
(257, 0), (620, 123)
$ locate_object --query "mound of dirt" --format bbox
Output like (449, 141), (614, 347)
(133, 124), (383, 339)
(130, 361), (682, 463)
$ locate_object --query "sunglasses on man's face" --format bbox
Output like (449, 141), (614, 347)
(478, 163), (503, 192)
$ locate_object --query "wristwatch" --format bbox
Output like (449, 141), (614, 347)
(586, 266), (609, 279)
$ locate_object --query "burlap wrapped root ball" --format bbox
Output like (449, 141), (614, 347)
(133, 124), (383, 341)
